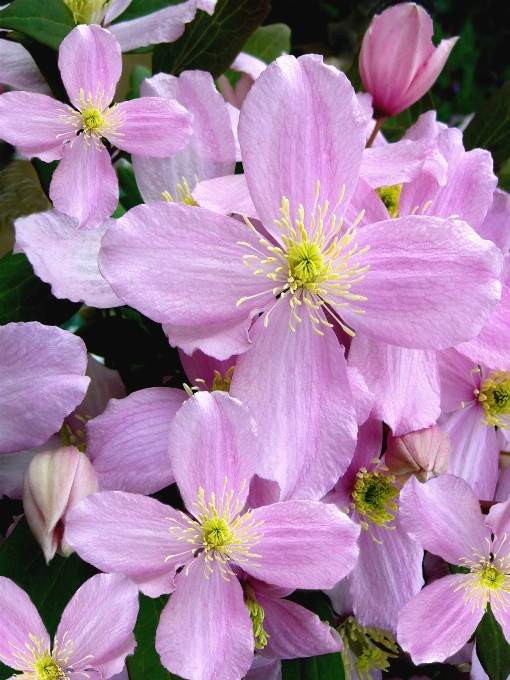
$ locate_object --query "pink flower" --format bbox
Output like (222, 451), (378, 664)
(384, 425), (450, 482)
(359, 3), (458, 117)
(0, 24), (192, 229)
(0, 573), (139, 679)
(65, 391), (360, 680)
(398, 474), (510, 664)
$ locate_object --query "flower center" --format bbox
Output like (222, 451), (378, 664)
(243, 584), (269, 649)
(59, 87), (125, 150)
(5, 633), (83, 680)
(478, 371), (510, 428)
(455, 544), (510, 614)
(34, 656), (64, 680)
(166, 478), (264, 579)
(237, 181), (370, 336)
(63, 0), (111, 24)
(375, 184), (402, 218)
(339, 616), (398, 680)
(351, 465), (400, 531)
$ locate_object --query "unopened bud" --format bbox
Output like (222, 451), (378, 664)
(23, 446), (99, 563)
(385, 426), (450, 482)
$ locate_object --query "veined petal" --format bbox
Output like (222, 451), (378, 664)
(56, 574), (139, 677)
(397, 575), (483, 665)
(65, 491), (185, 595)
(99, 202), (271, 325)
(87, 387), (184, 494)
(168, 391), (258, 514)
(437, 347), (478, 413)
(192, 175), (258, 219)
(156, 560), (254, 680)
(0, 40), (50, 94)
(0, 577), (50, 670)
(164, 316), (252, 360)
(231, 307), (358, 501)
(58, 25), (121, 107)
(477, 188), (510, 252)
(399, 475), (491, 565)
(345, 216), (502, 349)
(0, 322), (89, 453)
(15, 211), (122, 308)
(0, 91), (72, 159)
(243, 501), (360, 589)
(114, 97), (192, 157)
(50, 137), (118, 229)
(238, 54), (366, 242)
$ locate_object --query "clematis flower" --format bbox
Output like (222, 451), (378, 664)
(0, 573), (139, 679)
(384, 425), (450, 482)
(398, 474), (510, 664)
(359, 3), (458, 118)
(0, 24), (192, 229)
(65, 390), (360, 680)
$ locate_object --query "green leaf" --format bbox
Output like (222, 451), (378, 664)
(0, 517), (97, 680)
(118, 0), (188, 23)
(118, 164), (144, 210)
(242, 23), (291, 65)
(0, 0), (75, 50)
(463, 81), (510, 171)
(0, 251), (80, 325)
(152, 0), (270, 79)
(475, 605), (510, 680)
(126, 593), (184, 680)
(31, 158), (58, 199)
(126, 64), (152, 100)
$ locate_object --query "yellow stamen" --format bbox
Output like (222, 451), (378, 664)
(63, 0), (112, 24)
(478, 370), (510, 428)
(243, 584), (269, 649)
(162, 176), (198, 206)
(339, 616), (398, 680)
(351, 467), (400, 530)
(375, 184), (402, 219)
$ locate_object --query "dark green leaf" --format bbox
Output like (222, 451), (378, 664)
(475, 605), (510, 680)
(152, 0), (270, 79)
(0, 251), (80, 325)
(126, 593), (184, 680)
(242, 23), (291, 65)
(31, 158), (58, 199)
(463, 81), (510, 170)
(0, 0), (75, 51)
(0, 517), (97, 680)
(118, 0), (187, 23)
(118, 164), (144, 210)
(126, 64), (152, 100)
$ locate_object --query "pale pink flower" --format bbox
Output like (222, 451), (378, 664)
(359, 3), (458, 117)
(384, 425), (450, 482)
(0, 24), (192, 228)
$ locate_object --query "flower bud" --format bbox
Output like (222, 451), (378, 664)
(385, 426), (450, 482)
(359, 3), (458, 117)
(22, 445), (99, 563)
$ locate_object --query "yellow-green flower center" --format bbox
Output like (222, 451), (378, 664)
(5, 633), (82, 680)
(351, 466), (400, 530)
(375, 184), (402, 219)
(478, 371), (510, 428)
(82, 107), (104, 132)
(34, 656), (64, 680)
(211, 367), (235, 392)
(202, 516), (233, 549)
(237, 181), (370, 337)
(478, 563), (507, 591)
(59, 88), (124, 150)
(243, 584), (269, 649)
(64, 0), (111, 24)
(339, 616), (398, 680)
(455, 546), (510, 613)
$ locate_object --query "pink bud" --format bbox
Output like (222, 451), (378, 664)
(22, 446), (99, 563)
(385, 425), (450, 482)
(359, 3), (458, 117)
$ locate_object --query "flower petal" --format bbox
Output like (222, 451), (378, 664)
(50, 137), (118, 229)
(477, 187), (510, 252)
(0, 322), (89, 453)
(164, 316), (252, 360)
(192, 174), (258, 219)
(156, 559), (254, 680)
(0, 40), (50, 94)
(87, 387), (184, 494)
(15, 210), (122, 308)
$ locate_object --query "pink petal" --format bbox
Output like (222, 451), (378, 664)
(87, 387), (184, 494)
(231, 307), (357, 501)
(344, 175), (389, 228)
(399, 475), (490, 565)
(442, 405), (500, 501)
(15, 210), (122, 308)
(107, 0), (197, 51)
(56, 573), (139, 677)
(192, 174), (258, 219)
(437, 347), (478, 413)
(0, 40), (50, 94)
(246, 656), (281, 680)
(397, 574), (483, 665)
(404, 110), (447, 141)
(0, 577), (49, 670)
(50, 137), (118, 229)
(491, 589), (510, 646)
(179, 348), (237, 392)
(0, 91), (72, 159)
(65, 491), (184, 596)
(164, 316), (253, 360)
(244, 501), (360, 589)
(58, 25), (121, 106)
(477, 188), (510, 252)
(0, 446), (41, 499)
(133, 70), (235, 204)
(348, 334), (440, 435)
(346, 365), (374, 426)
(231, 52), (267, 82)
(347, 514), (424, 634)
(257, 593), (342, 659)
(99, 202), (271, 325)
(238, 54), (366, 242)
(345, 215), (502, 349)
(0, 323), (89, 453)
(168, 391), (258, 513)
(114, 97), (192, 157)
(103, 0), (133, 24)
(156, 559), (254, 680)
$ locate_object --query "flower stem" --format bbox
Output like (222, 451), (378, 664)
(366, 116), (385, 148)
